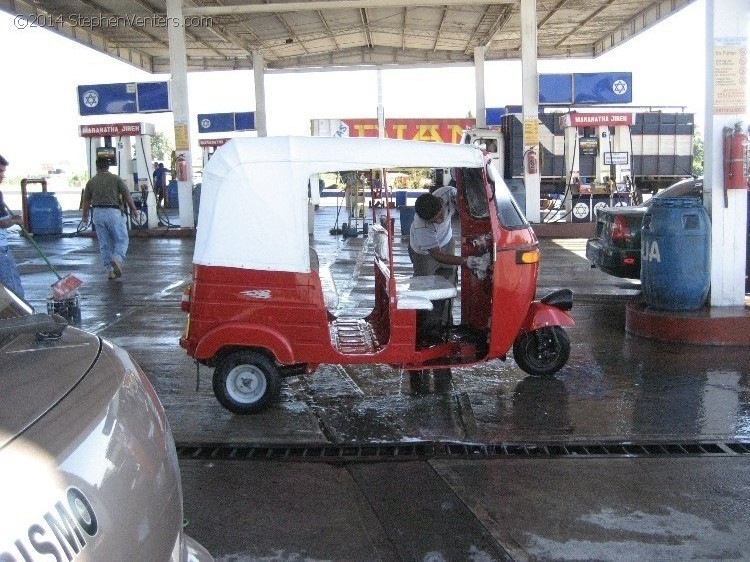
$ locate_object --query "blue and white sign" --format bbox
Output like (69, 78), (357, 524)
(136, 82), (170, 113)
(539, 74), (573, 104)
(538, 72), (632, 105)
(77, 82), (170, 115)
(573, 72), (632, 104)
(485, 107), (506, 127)
(197, 112), (255, 133)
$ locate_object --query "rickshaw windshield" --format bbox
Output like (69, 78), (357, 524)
(462, 164), (529, 228)
(487, 163), (529, 228)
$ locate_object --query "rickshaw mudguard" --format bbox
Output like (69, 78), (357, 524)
(193, 322), (295, 364)
(521, 301), (575, 333)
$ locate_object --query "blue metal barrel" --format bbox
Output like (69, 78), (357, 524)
(399, 206), (415, 237)
(27, 192), (63, 235)
(166, 179), (179, 208)
(640, 197), (710, 310)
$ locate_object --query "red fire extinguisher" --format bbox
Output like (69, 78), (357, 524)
(722, 125), (748, 190)
(176, 153), (188, 182)
(524, 147), (538, 175)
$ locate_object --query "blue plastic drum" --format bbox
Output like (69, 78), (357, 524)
(27, 192), (63, 235)
(395, 191), (407, 207)
(640, 197), (710, 310)
(166, 179), (179, 208)
(399, 206), (415, 237)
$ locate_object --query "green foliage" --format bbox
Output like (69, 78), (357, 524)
(151, 131), (173, 162)
(692, 129), (704, 176)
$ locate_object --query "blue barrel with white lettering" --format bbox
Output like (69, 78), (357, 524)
(27, 192), (63, 235)
(640, 197), (710, 310)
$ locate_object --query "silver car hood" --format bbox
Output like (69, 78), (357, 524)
(0, 327), (100, 449)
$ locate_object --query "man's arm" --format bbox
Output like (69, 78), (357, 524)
(118, 179), (139, 215)
(427, 246), (466, 267)
(81, 184), (91, 223)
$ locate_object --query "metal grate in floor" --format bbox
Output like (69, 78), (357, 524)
(176, 440), (750, 462)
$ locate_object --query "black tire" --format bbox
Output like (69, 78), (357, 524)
(212, 351), (281, 414)
(513, 326), (570, 377)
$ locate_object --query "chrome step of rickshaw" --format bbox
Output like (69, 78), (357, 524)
(329, 318), (377, 354)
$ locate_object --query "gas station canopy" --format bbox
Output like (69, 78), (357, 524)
(3, 0), (696, 73)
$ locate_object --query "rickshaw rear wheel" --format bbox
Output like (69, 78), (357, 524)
(213, 350), (281, 414)
(513, 326), (570, 377)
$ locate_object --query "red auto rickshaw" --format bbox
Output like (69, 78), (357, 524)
(180, 136), (573, 413)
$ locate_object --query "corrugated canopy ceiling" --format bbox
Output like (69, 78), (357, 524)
(1, 0), (696, 73)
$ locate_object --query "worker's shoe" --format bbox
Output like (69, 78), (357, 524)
(108, 270), (117, 280)
(110, 259), (123, 278)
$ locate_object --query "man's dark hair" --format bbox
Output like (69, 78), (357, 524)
(414, 193), (442, 221)
(0, 155), (8, 167)
(95, 158), (110, 171)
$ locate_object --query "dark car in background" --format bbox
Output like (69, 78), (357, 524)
(0, 284), (213, 561)
(585, 177), (702, 279)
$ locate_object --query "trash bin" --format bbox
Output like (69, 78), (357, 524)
(641, 197), (710, 310)
(166, 179), (179, 209)
(395, 190), (407, 207)
(27, 192), (63, 235)
(399, 206), (415, 237)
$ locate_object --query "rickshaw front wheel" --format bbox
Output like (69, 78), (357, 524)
(512, 326), (570, 377)
(213, 351), (281, 414)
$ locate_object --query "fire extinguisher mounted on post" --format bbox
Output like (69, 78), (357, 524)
(176, 153), (188, 182)
(723, 123), (749, 188)
(524, 146), (538, 175)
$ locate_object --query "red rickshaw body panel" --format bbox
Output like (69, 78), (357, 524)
(488, 229), (539, 356)
(185, 264), (333, 363)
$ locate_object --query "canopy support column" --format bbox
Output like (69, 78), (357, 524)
(520, 0), (540, 223)
(166, 0), (195, 228)
(705, 0), (748, 306)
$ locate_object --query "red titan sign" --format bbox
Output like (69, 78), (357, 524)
(342, 118), (475, 143)
(559, 113), (634, 128)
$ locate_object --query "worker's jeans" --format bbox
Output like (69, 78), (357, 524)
(0, 246), (24, 298)
(92, 208), (129, 273)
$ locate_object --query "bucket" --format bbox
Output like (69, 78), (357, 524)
(27, 192), (63, 235)
(47, 295), (81, 325)
(166, 179), (179, 208)
(640, 197), (710, 310)
(399, 206), (415, 237)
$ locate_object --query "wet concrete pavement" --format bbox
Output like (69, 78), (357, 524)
(7, 208), (750, 560)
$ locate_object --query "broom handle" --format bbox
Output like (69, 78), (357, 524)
(3, 203), (63, 280)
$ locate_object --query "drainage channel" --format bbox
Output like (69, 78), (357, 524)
(176, 441), (750, 462)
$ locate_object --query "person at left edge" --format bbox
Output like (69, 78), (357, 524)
(82, 158), (139, 280)
(0, 154), (25, 298)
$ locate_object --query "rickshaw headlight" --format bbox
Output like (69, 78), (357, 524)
(516, 249), (540, 264)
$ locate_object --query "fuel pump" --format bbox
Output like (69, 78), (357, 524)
(79, 122), (158, 229)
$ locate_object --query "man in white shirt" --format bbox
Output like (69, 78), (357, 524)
(408, 186), (468, 342)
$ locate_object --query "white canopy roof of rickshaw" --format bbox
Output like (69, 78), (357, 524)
(194, 136), (485, 273)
